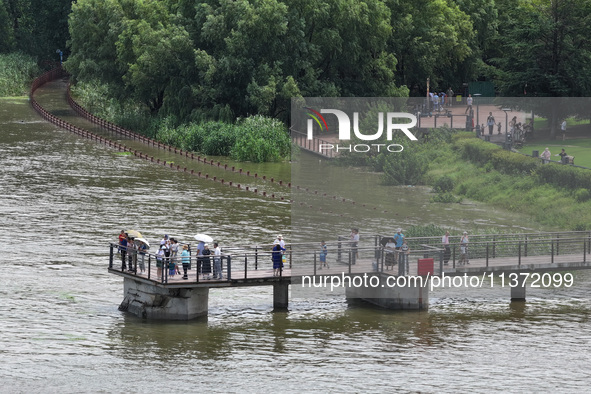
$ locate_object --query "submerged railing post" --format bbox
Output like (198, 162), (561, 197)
(486, 243), (489, 267)
(551, 241), (554, 264)
(227, 255), (232, 280)
(314, 251), (317, 276)
(244, 255), (248, 279)
(518, 241), (521, 266)
(255, 246), (258, 270)
(452, 246), (456, 268)
(338, 236), (342, 262)
(109, 245), (114, 269)
(525, 236), (528, 257)
(148, 255), (151, 279)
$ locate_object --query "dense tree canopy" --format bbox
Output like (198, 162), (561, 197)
(0, 0), (71, 62)
(2, 0), (591, 135)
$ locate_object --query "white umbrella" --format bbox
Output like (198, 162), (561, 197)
(125, 229), (143, 239)
(194, 234), (213, 243)
(134, 238), (150, 249)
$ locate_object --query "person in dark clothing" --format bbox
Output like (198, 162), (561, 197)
(272, 243), (286, 277)
(119, 234), (128, 271)
(199, 244), (212, 279)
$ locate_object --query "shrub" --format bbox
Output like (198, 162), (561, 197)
(382, 148), (428, 185)
(489, 150), (539, 175)
(433, 175), (455, 193)
(574, 188), (591, 202)
(230, 116), (290, 162)
(535, 162), (591, 190)
(431, 192), (462, 203)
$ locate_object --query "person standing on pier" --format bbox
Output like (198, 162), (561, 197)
(459, 231), (469, 265)
(272, 242), (286, 276)
(127, 238), (137, 272)
(350, 228), (360, 262)
(319, 240), (329, 269)
(442, 231), (451, 265)
(137, 241), (147, 273)
(181, 244), (191, 280)
(119, 233), (128, 271)
(273, 234), (285, 249)
(393, 228), (405, 264)
(118, 230), (126, 254)
(156, 244), (165, 278)
(200, 244), (212, 280)
(213, 242), (222, 279)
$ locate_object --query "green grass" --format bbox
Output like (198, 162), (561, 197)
(0, 52), (40, 96)
(520, 139), (591, 168)
(423, 132), (591, 230)
(532, 116), (589, 130)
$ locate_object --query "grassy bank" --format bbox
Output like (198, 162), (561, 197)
(425, 133), (591, 230)
(0, 52), (40, 97)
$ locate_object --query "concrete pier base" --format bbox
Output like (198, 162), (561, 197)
(345, 273), (429, 310)
(273, 282), (289, 309)
(119, 278), (209, 320)
(511, 281), (526, 301)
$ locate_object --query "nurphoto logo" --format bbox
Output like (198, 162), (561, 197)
(305, 107), (418, 153)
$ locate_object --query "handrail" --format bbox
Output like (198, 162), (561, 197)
(290, 128), (336, 159)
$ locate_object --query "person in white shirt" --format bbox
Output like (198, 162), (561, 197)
(561, 120), (567, 141)
(273, 234), (285, 248)
(459, 231), (469, 265)
(465, 94), (473, 114)
(213, 242), (223, 279)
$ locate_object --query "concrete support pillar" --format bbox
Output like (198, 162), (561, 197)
(511, 281), (526, 301)
(119, 278), (209, 320)
(345, 273), (429, 310)
(273, 282), (289, 309)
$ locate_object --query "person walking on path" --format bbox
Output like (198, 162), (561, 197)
(442, 231), (451, 266)
(446, 87), (454, 106)
(465, 94), (473, 114)
(561, 119), (567, 141)
(487, 112), (496, 135)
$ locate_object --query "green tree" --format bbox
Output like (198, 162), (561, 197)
(387, 0), (476, 94)
(0, 0), (16, 52)
(493, 0), (591, 137)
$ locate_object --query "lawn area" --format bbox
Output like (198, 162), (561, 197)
(520, 138), (591, 168)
